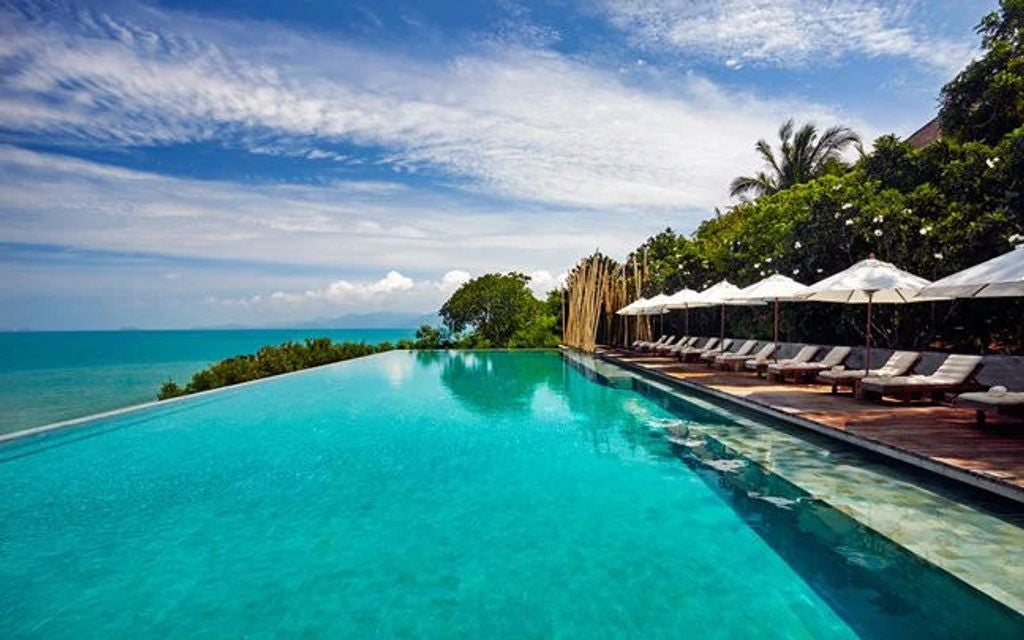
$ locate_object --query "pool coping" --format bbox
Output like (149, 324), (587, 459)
(595, 350), (1024, 506)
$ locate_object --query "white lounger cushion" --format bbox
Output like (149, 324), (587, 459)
(957, 391), (1024, 406)
(734, 343), (776, 363)
(862, 354), (982, 386)
(700, 339), (734, 358)
(766, 345), (820, 370)
(770, 346), (849, 372)
(818, 351), (920, 380)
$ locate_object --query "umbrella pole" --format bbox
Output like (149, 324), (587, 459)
(865, 293), (873, 376)
(685, 307), (690, 337)
(720, 305), (725, 344)
(773, 298), (779, 361)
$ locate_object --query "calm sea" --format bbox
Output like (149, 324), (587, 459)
(0, 329), (414, 434)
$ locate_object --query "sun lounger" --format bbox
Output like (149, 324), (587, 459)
(653, 336), (690, 355)
(703, 339), (754, 366)
(718, 342), (775, 371)
(859, 354), (985, 403)
(747, 345), (819, 378)
(677, 337), (719, 362)
(815, 351), (921, 394)
(631, 335), (658, 350)
(641, 335), (678, 353)
(663, 336), (699, 356)
(634, 334), (669, 352)
(698, 338), (734, 364)
(767, 346), (851, 382)
(651, 333), (684, 354)
(955, 388), (1024, 426)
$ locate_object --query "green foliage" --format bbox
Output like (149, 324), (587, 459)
(439, 272), (556, 347)
(408, 324), (453, 349)
(157, 338), (390, 400)
(509, 314), (561, 348)
(730, 119), (860, 199)
(940, 0), (1024, 144)
(632, 129), (1024, 353)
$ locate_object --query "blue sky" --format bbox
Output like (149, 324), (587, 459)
(0, 0), (996, 329)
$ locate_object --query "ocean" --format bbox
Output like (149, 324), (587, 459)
(0, 329), (415, 435)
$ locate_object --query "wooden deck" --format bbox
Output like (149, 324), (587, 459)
(600, 348), (1024, 502)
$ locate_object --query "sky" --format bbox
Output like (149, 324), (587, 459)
(0, 0), (997, 329)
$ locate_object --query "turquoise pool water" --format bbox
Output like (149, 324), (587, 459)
(1, 351), (1021, 638)
(0, 329), (413, 434)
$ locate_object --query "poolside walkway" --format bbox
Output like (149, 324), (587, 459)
(599, 348), (1024, 504)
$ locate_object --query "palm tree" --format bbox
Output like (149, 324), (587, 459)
(729, 120), (860, 200)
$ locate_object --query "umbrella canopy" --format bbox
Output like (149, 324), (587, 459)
(695, 280), (764, 344)
(730, 274), (809, 302)
(729, 275), (809, 358)
(663, 288), (707, 310)
(638, 293), (672, 314)
(797, 257), (931, 303)
(662, 287), (706, 336)
(918, 244), (1024, 299)
(616, 298), (647, 316)
(797, 257), (937, 373)
(695, 280), (744, 304)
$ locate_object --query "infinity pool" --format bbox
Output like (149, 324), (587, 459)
(1, 351), (1021, 638)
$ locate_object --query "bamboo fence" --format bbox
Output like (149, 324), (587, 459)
(563, 252), (649, 352)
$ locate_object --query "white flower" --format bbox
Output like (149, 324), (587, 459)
(845, 219), (854, 226)
(832, 185), (841, 191)
(986, 157), (1000, 168)
(833, 212), (840, 219)
(872, 215), (884, 223)
(874, 229), (883, 237)
(903, 208), (913, 214)
(759, 270), (765, 276)
(792, 268), (800, 275)
(841, 202), (853, 210)
(793, 241), (802, 249)
(816, 268), (824, 273)
(1009, 233), (1023, 243)
(919, 226), (932, 236)
(765, 257), (773, 263)
(754, 262), (761, 268)
(934, 252), (943, 260)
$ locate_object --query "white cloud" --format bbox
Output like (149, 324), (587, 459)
(0, 3), (877, 210)
(526, 270), (566, 295)
(0, 145), (647, 275)
(218, 270), (415, 305)
(439, 270), (472, 292)
(206, 267), (557, 317)
(597, 0), (977, 73)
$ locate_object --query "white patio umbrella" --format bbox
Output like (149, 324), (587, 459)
(796, 256), (939, 374)
(639, 293), (672, 314)
(616, 298), (648, 315)
(695, 280), (764, 345)
(640, 293), (673, 334)
(729, 274), (809, 358)
(918, 244), (1024, 299)
(663, 287), (707, 337)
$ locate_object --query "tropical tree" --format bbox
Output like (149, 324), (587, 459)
(440, 272), (554, 347)
(729, 120), (861, 200)
(940, 0), (1024, 144)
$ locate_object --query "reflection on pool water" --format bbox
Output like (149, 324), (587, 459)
(1, 351), (1021, 638)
